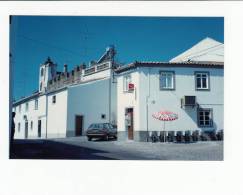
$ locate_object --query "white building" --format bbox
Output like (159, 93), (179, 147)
(13, 46), (117, 139)
(115, 37), (224, 141)
(12, 37), (224, 142)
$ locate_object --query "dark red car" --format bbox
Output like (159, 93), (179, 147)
(86, 123), (117, 141)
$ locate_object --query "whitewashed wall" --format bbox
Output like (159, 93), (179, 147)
(13, 94), (47, 139)
(170, 38), (224, 63)
(117, 66), (224, 140)
(117, 70), (140, 137)
(66, 78), (117, 136)
(138, 67), (223, 132)
(46, 89), (68, 138)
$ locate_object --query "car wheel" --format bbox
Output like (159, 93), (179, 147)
(88, 137), (92, 141)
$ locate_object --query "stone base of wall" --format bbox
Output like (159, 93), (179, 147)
(47, 133), (66, 138)
(66, 130), (75, 137)
(118, 131), (149, 142)
(117, 131), (127, 141)
(134, 131), (149, 142)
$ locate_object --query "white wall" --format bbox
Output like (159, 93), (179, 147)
(139, 66), (224, 132)
(170, 38), (224, 63)
(13, 94), (47, 139)
(117, 66), (224, 137)
(47, 89), (68, 138)
(67, 78), (117, 136)
(117, 69), (140, 134)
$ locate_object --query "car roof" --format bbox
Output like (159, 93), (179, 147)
(91, 123), (110, 125)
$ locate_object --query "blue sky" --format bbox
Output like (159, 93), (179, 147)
(10, 16), (224, 100)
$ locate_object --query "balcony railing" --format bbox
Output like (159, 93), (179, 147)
(83, 62), (110, 76)
(84, 67), (96, 75)
(96, 62), (109, 71)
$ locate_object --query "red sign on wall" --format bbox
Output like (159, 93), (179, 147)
(128, 83), (135, 91)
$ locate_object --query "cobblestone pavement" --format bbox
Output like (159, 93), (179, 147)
(10, 136), (223, 160)
(54, 136), (223, 160)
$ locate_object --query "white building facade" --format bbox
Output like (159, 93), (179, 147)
(116, 37), (224, 141)
(13, 47), (117, 139)
(12, 38), (224, 142)
(116, 63), (223, 141)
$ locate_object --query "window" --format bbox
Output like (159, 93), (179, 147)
(123, 75), (132, 92)
(198, 109), (213, 127)
(25, 103), (29, 112)
(101, 114), (106, 119)
(17, 123), (21, 132)
(41, 68), (44, 76)
(35, 99), (38, 110)
(52, 95), (56, 104)
(160, 71), (175, 90)
(195, 72), (209, 90)
(31, 121), (33, 130)
(19, 105), (21, 113)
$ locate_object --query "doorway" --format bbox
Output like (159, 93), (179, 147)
(125, 108), (134, 140)
(75, 115), (83, 136)
(25, 121), (28, 139)
(38, 120), (41, 138)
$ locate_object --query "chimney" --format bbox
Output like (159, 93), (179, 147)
(80, 63), (86, 70)
(64, 64), (68, 73)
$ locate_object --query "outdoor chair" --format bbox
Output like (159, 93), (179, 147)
(159, 131), (167, 142)
(167, 131), (175, 142)
(184, 130), (191, 143)
(176, 131), (183, 142)
(210, 131), (217, 141)
(200, 132), (210, 141)
(151, 131), (159, 143)
(192, 130), (199, 142)
(216, 130), (224, 140)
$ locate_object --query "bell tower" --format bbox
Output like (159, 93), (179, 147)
(39, 57), (57, 93)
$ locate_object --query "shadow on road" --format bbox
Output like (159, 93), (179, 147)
(10, 139), (116, 160)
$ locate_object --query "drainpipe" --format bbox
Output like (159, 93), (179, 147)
(45, 95), (48, 139)
(146, 96), (149, 142)
(146, 68), (151, 142)
(109, 77), (111, 124)
(108, 61), (112, 124)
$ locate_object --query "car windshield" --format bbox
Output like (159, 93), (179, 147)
(88, 124), (95, 129)
(88, 123), (114, 129)
(105, 123), (114, 129)
(103, 123), (111, 129)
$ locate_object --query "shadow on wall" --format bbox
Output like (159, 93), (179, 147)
(183, 104), (217, 132)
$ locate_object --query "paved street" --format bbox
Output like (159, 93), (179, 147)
(10, 136), (223, 160)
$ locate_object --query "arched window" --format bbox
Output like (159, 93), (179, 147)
(41, 68), (44, 76)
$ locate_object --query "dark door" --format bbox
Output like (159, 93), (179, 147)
(25, 121), (28, 139)
(126, 108), (134, 140)
(38, 120), (41, 138)
(75, 115), (83, 136)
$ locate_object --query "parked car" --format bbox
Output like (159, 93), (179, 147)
(86, 123), (117, 141)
